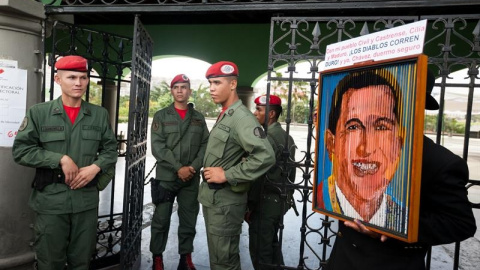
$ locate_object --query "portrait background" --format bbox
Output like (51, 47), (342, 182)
(313, 55), (428, 242)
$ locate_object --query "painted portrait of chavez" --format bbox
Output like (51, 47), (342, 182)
(314, 58), (426, 240)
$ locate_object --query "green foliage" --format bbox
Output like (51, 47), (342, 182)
(117, 81), (220, 121)
(191, 84), (220, 117)
(268, 71), (311, 123)
(149, 81), (173, 115)
(443, 116), (465, 134)
(424, 114), (438, 132)
(424, 113), (466, 135)
(87, 83), (102, 106)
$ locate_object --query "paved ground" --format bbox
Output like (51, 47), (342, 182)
(107, 120), (480, 270)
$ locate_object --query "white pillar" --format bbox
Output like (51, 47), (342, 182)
(0, 0), (45, 269)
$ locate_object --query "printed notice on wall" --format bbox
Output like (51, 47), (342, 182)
(0, 67), (27, 147)
(324, 20), (427, 71)
(0, 59), (18, 69)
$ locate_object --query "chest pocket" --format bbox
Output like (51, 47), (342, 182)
(40, 130), (66, 144)
(82, 126), (101, 141)
(209, 128), (229, 158)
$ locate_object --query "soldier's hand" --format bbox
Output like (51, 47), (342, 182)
(70, 164), (101, 190)
(178, 166), (195, 182)
(344, 219), (389, 242)
(203, 167), (227, 184)
(60, 155), (78, 185)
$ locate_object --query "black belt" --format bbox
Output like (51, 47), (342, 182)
(33, 168), (99, 191)
(201, 170), (225, 190)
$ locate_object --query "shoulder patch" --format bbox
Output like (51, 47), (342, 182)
(18, 117), (28, 131)
(152, 121), (159, 131)
(253, 126), (266, 138)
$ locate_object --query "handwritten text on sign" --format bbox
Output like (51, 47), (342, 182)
(324, 20), (427, 71)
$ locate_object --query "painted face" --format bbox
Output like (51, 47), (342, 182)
(332, 85), (403, 203)
(208, 77), (234, 106)
(253, 105), (266, 125)
(171, 82), (191, 104)
(55, 70), (89, 99)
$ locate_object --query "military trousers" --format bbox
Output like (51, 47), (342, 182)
(33, 208), (98, 270)
(150, 176), (200, 255)
(202, 202), (246, 270)
(248, 194), (285, 270)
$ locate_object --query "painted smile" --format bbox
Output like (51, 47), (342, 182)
(352, 160), (380, 176)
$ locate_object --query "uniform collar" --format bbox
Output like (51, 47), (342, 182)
(51, 96), (91, 116)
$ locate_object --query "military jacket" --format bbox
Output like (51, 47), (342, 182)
(12, 96), (118, 214)
(198, 100), (275, 206)
(151, 103), (209, 181)
(248, 122), (296, 207)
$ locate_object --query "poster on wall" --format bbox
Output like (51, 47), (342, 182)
(313, 55), (428, 243)
(0, 67), (27, 147)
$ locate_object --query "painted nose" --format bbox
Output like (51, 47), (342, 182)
(356, 131), (375, 157)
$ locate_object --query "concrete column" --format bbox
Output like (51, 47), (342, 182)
(0, 0), (45, 269)
(237, 86), (254, 110)
(101, 80), (118, 130)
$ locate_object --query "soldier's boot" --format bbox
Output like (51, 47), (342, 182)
(153, 254), (164, 270)
(177, 253), (196, 270)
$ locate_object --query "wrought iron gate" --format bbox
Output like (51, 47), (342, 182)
(44, 16), (153, 269)
(121, 15), (153, 269)
(266, 15), (480, 270)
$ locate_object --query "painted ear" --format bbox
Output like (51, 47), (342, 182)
(325, 129), (335, 161)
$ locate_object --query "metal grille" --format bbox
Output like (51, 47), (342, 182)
(45, 21), (134, 268)
(266, 16), (480, 270)
(120, 15), (153, 269)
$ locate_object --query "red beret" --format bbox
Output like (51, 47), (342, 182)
(205, 61), (239, 78)
(254, 95), (282, 106)
(55, 55), (88, 72)
(170, 74), (190, 88)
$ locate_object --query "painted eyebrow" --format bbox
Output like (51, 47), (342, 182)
(374, 117), (396, 126)
(344, 118), (365, 129)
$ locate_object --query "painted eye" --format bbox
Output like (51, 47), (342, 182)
(346, 124), (360, 131)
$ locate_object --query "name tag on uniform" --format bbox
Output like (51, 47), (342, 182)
(191, 119), (204, 126)
(162, 121), (178, 126)
(217, 124), (230, 133)
(82, 125), (101, 131)
(41, 126), (64, 132)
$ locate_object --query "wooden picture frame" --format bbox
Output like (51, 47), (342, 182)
(313, 54), (428, 242)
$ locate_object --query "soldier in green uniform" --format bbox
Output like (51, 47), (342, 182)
(12, 55), (118, 270)
(198, 61), (275, 270)
(150, 74), (209, 270)
(247, 95), (297, 269)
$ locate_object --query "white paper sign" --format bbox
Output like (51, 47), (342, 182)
(324, 20), (427, 71)
(0, 59), (18, 69)
(0, 67), (27, 147)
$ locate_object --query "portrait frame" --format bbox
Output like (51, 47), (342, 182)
(313, 54), (428, 243)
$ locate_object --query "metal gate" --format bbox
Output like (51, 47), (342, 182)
(44, 16), (153, 269)
(265, 15), (480, 270)
(121, 15), (153, 269)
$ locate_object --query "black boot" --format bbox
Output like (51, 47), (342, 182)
(177, 253), (196, 270)
(153, 254), (164, 270)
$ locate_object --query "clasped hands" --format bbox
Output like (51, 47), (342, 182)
(60, 155), (100, 189)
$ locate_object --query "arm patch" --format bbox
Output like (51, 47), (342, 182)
(18, 117), (28, 131)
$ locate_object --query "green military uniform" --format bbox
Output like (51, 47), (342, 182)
(247, 122), (296, 269)
(150, 103), (209, 256)
(198, 100), (275, 270)
(12, 96), (118, 270)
